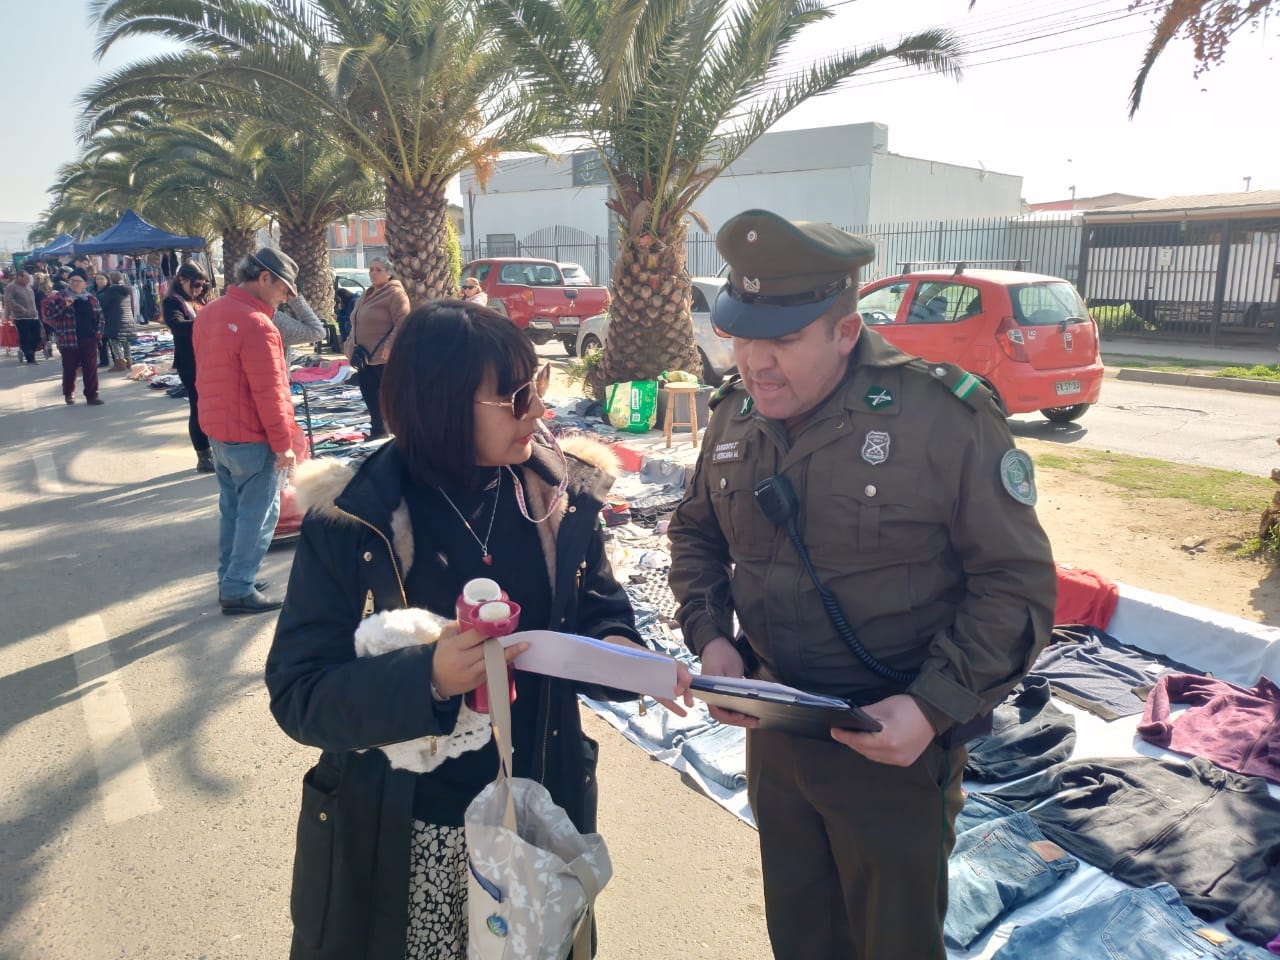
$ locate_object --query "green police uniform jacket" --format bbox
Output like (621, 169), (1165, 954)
(667, 328), (1057, 734)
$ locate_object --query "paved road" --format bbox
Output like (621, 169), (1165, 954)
(1010, 376), (1280, 477)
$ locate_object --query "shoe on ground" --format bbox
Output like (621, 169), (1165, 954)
(65, 396), (75, 405)
(219, 588), (284, 615)
(87, 397), (105, 406)
(195, 450), (216, 473)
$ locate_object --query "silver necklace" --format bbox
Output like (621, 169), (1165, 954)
(437, 470), (501, 565)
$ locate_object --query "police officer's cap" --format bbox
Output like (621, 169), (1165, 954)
(712, 209), (875, 339)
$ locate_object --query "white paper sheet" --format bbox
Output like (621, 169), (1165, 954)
(503, 629), (677, 699)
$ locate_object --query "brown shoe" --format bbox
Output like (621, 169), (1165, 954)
(65, 396), (75, 405)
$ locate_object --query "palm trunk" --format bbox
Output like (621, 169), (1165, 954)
(220, 226), (255, 293)
(593, 222), (701, 394)
(384, 180), (455, 304)
(279, 222), (335, 324)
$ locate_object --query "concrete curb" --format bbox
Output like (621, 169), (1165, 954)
(1110, 367), (1280, 396)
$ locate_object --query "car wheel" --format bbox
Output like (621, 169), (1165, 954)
(560, 335), (578, 356)
(580, 334), (603, 355)
(1041, 403), (1090, 423)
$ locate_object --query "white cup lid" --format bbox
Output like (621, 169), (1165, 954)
(462, 578), (502, 605)
(477, 601), (512, 622)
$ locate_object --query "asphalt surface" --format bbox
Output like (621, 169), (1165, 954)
(0, 359), (304, 958)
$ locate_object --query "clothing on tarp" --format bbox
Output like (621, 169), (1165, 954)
(964, 675), (1077, 782)
(1138, 674), (1280, 785)
(1053, 562), (1119, 629)
(984, 755), (1280, 947)
(1031, 625), (1200, 720)
(991, 883), (1260, 960)
(944, 809), (1078, 949)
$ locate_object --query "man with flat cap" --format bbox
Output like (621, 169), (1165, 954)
(194, 248), (301, 615)
(667, 209), (1056, 959)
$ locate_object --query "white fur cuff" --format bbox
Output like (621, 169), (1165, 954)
(353, 607), (494, 773)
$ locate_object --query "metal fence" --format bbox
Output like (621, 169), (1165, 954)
(373, 214), (1280, 347)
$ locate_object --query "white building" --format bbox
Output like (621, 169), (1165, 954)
(459, 122), (1022, 280)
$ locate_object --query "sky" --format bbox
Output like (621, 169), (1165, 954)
(1, 0), (1277, 231)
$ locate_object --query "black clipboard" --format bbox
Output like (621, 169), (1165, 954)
(690, 676), (883, 740)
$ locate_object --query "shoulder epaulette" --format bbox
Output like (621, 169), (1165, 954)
(908, 359), (994, 413)
(708, 374), (745, 411)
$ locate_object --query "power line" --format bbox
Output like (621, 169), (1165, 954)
(765, 2), (1155, 89)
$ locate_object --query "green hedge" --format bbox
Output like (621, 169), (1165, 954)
(1090, 303), (1149, 335)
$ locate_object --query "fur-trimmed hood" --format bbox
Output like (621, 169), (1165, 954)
(292, 429), (620, 582)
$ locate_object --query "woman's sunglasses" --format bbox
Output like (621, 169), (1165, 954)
(474, 362), (552, 420)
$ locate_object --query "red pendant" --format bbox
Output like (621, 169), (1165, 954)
(482, 554), (493, 565)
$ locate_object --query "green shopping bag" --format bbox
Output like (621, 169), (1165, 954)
(604, 380), (659, 433)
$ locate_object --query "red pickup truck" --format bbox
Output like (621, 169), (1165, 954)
(462, 257), (611, 354)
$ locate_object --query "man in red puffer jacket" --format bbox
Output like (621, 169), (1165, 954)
(193, 249), (299, 615)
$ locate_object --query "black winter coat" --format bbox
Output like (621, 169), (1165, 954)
(266, 433), (639, 960)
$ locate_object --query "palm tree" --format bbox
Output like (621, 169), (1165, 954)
(88, 0), (550, 302)
(1128, 0), (1276, 116)
(124, 117), (381, 316)
(485, 0), (962, 385)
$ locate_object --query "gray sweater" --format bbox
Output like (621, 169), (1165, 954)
(272, 296), (326, 348)
(3, 281), (38, 320)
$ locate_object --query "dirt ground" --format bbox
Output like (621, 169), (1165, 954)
(586, 437), (1280, 960)
(1021, 437), (1280, 624)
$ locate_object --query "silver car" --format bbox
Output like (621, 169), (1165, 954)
(558, 262), (593, 286)
(574, 277), (736, 384)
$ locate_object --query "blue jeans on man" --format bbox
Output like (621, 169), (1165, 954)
(211, 440), (282, 611)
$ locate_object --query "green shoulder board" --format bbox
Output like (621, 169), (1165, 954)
(911, 359), (995, 413)
(708, 374), (745, 411)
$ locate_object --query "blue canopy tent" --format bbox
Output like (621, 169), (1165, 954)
(30, 233), (76, 258)
(72, 209), (206, 255)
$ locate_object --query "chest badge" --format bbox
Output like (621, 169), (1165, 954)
(864, 386), (894, 409)
(1000, 449), (1038, 506)
(712, 440), (744, 463)
(861, 430), (891, 465)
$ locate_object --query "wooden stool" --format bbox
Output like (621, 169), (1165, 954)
(663, 381), (701, 449)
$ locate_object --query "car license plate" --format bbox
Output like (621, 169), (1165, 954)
(560, 316), (580, 326)
(1055, 380), (1081, 396)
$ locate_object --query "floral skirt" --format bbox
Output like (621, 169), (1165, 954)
(405, 820), (468, 960)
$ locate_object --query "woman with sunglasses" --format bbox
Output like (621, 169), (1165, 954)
(459, 276), (488, 306)
(163, 261), (215, 472)
(342, 257), (409, 439)
(267, 300), (690, 960)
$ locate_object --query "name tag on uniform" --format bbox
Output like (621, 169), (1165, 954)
(713, 440), (744, 463)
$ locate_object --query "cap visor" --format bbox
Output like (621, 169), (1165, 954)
(270, 270), (297, 298)
(711, 287), (837, 339)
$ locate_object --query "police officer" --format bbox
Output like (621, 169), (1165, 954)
(667, 210), (1056, 960)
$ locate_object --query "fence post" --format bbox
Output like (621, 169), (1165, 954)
(1074, 219), (1091, 303)
(1210, 219), (1232, 346)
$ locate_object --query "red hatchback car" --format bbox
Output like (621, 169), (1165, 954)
(856, 267), (1104, 422)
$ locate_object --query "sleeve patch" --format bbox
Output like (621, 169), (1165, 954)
(1000, 449), (1037, 506)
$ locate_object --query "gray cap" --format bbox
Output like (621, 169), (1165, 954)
(712, 209), (875, 338)
(250, 248), (298, 298)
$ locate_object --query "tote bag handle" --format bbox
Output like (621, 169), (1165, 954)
(482, 639), (519, 830)
(480, 639), (597, 959)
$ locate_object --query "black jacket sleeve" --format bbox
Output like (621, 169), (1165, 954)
(265, 515), (461, 752)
